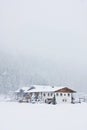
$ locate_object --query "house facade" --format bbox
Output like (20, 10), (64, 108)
(15, 85), (76, 104)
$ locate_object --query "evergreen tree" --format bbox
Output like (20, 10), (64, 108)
(52, 95), (56, 105)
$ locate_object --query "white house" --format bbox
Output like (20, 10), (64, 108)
(15, 85), (76, 104)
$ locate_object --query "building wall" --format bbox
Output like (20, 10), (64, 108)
(36, 92), (73, 103)
(16, 91), (75, 104)
(42, 92), (54, 102)
(55, 92), (72, 103)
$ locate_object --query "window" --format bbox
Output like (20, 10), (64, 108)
(68, 93), (70, 96)
(60, 93), (62, 96)
(51, 93), (53, 96)
(62, 99), (67, 102)
(43, 93), (45, 96)
(56, 93), (58, 96)
(30, 93), (32, 96)
(64, 93), (66, 96)
(62, 99), (64, 102)
(65, 99), (67, 102)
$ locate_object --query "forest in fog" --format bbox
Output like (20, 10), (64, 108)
(0, 50), (87, 94)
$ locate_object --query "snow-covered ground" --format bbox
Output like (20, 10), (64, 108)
(0, 102), (87, 130)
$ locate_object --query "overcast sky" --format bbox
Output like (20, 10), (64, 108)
(0, 0), (87, 91)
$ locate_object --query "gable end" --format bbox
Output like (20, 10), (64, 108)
(55, 87), (76, 93)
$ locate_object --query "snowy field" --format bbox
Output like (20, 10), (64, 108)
(0, 102), (87, 130)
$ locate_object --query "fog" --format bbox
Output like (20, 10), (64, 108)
(0, 0), (87, 93)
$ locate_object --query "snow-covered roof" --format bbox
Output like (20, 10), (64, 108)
(15, 85), (76, 93)
(15, 87), (30, 93)
(24, 85), (65, 93)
